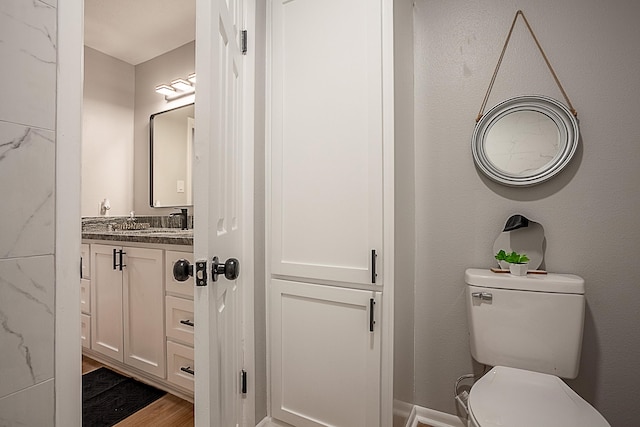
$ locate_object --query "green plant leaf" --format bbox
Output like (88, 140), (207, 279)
(495, 249), (528, 264)
(502, 251), (529, 264)
(495, 249), (507, 261)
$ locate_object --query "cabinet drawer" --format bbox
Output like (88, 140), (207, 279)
(166, 296), (194, 346)
(165, 250), (194, 298)
(81, 313), (91, 349)
(81, 243), (90, 278)
(80, 278), (90, 314)
(167, 341), (194, 392)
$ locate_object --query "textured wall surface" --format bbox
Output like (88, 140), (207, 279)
(413, 1), (640, 426)
(393, 0), (416, 426)
(0, 0), (57, 424)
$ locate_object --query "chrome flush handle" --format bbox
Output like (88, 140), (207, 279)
(472, 292), (493, 302)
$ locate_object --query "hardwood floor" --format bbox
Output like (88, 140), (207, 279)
(82, 355), (194, 426)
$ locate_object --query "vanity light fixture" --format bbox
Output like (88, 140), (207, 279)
(155, 84), (176, 97)
(155, 73), (196, 101)
(171, 78), (194, 92)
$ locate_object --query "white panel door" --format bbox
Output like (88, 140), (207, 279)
(194, 0), (250, 424)
(271, 279), (381, 427)
(270, 0), (384, 286)
(90, 244), (123, 362)
(123, 247), (165, 378)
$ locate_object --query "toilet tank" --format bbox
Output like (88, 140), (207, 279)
(465, 268), (585, 379)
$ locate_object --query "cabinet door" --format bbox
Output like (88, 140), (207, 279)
(90, 244), (123, 362)
(269, 0), (384, 286)
(123, 247), (165, 377)
(270, 280), (381, 427)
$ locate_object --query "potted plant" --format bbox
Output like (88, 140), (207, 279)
(495, 249), (530, 276)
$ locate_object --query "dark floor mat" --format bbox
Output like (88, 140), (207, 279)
(82, 367), (166, 427)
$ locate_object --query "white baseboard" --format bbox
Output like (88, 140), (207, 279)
(256, 416), (294, 427)
(394, 399), (414, 426)
(258, 405), (465, 427)
(405, 405), (467, 427)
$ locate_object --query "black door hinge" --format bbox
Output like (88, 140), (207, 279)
(241, 30), (248, 55)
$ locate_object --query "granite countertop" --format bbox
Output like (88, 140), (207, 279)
(82, 228), (193, 246)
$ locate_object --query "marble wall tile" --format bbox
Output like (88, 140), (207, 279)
(0, 122), (55, 258)
(0, 255), (54, 399)
(40, 0), (58, 8)
(0, 0), (57, 130)
(0, 379), (54, 426)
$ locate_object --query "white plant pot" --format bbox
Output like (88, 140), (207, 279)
(509, 263), (528, 276)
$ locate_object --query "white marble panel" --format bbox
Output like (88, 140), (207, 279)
(0, 0), (57, 130)
(0, 256), (54, 399)
(0, 122), (55, 258)
(0, 379), (54, 426)
(40, 0), (58, 8)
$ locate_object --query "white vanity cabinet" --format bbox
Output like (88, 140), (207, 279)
(90, 244), (165, 378)
(164, 250), (195, 393)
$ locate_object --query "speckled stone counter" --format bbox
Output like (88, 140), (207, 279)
(82, 216), (193, 246)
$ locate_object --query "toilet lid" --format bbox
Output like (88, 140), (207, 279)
(468, 366), (610, 427)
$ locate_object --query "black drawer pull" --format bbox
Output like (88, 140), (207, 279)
(180, 366), (195, 375)
(369, 298), (376, 332)
(179, 319), (194, 327)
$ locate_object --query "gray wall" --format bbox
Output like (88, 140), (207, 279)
(413, 1), (640, 426)
(83, 47), (135, 216)
(393, 0), (416, 426)
(134, 41), (195, 216)
(83, 42), (194, 217)
(0, 0), (57, 424)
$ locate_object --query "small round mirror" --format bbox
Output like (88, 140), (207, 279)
(472, 95), (579, 186)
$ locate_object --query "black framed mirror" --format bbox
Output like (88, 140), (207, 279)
(150, 103), (195, 207)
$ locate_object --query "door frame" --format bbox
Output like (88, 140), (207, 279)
(56, 0), (84, 425)
(55, 0), (257, 425)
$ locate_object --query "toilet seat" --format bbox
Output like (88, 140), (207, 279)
(468, 366), (610, 427)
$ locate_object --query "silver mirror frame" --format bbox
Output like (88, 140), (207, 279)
(472, 95), (579, 186)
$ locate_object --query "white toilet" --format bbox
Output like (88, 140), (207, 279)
(464, 268), (610, 427)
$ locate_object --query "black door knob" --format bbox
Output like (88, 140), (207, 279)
(211, 256), (240, 282)
(173, 259), (193, 282)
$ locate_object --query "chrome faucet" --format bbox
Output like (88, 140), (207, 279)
(170, 208), (189, 230)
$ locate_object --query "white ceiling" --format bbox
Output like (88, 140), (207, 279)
(84, 0), (196, 65)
